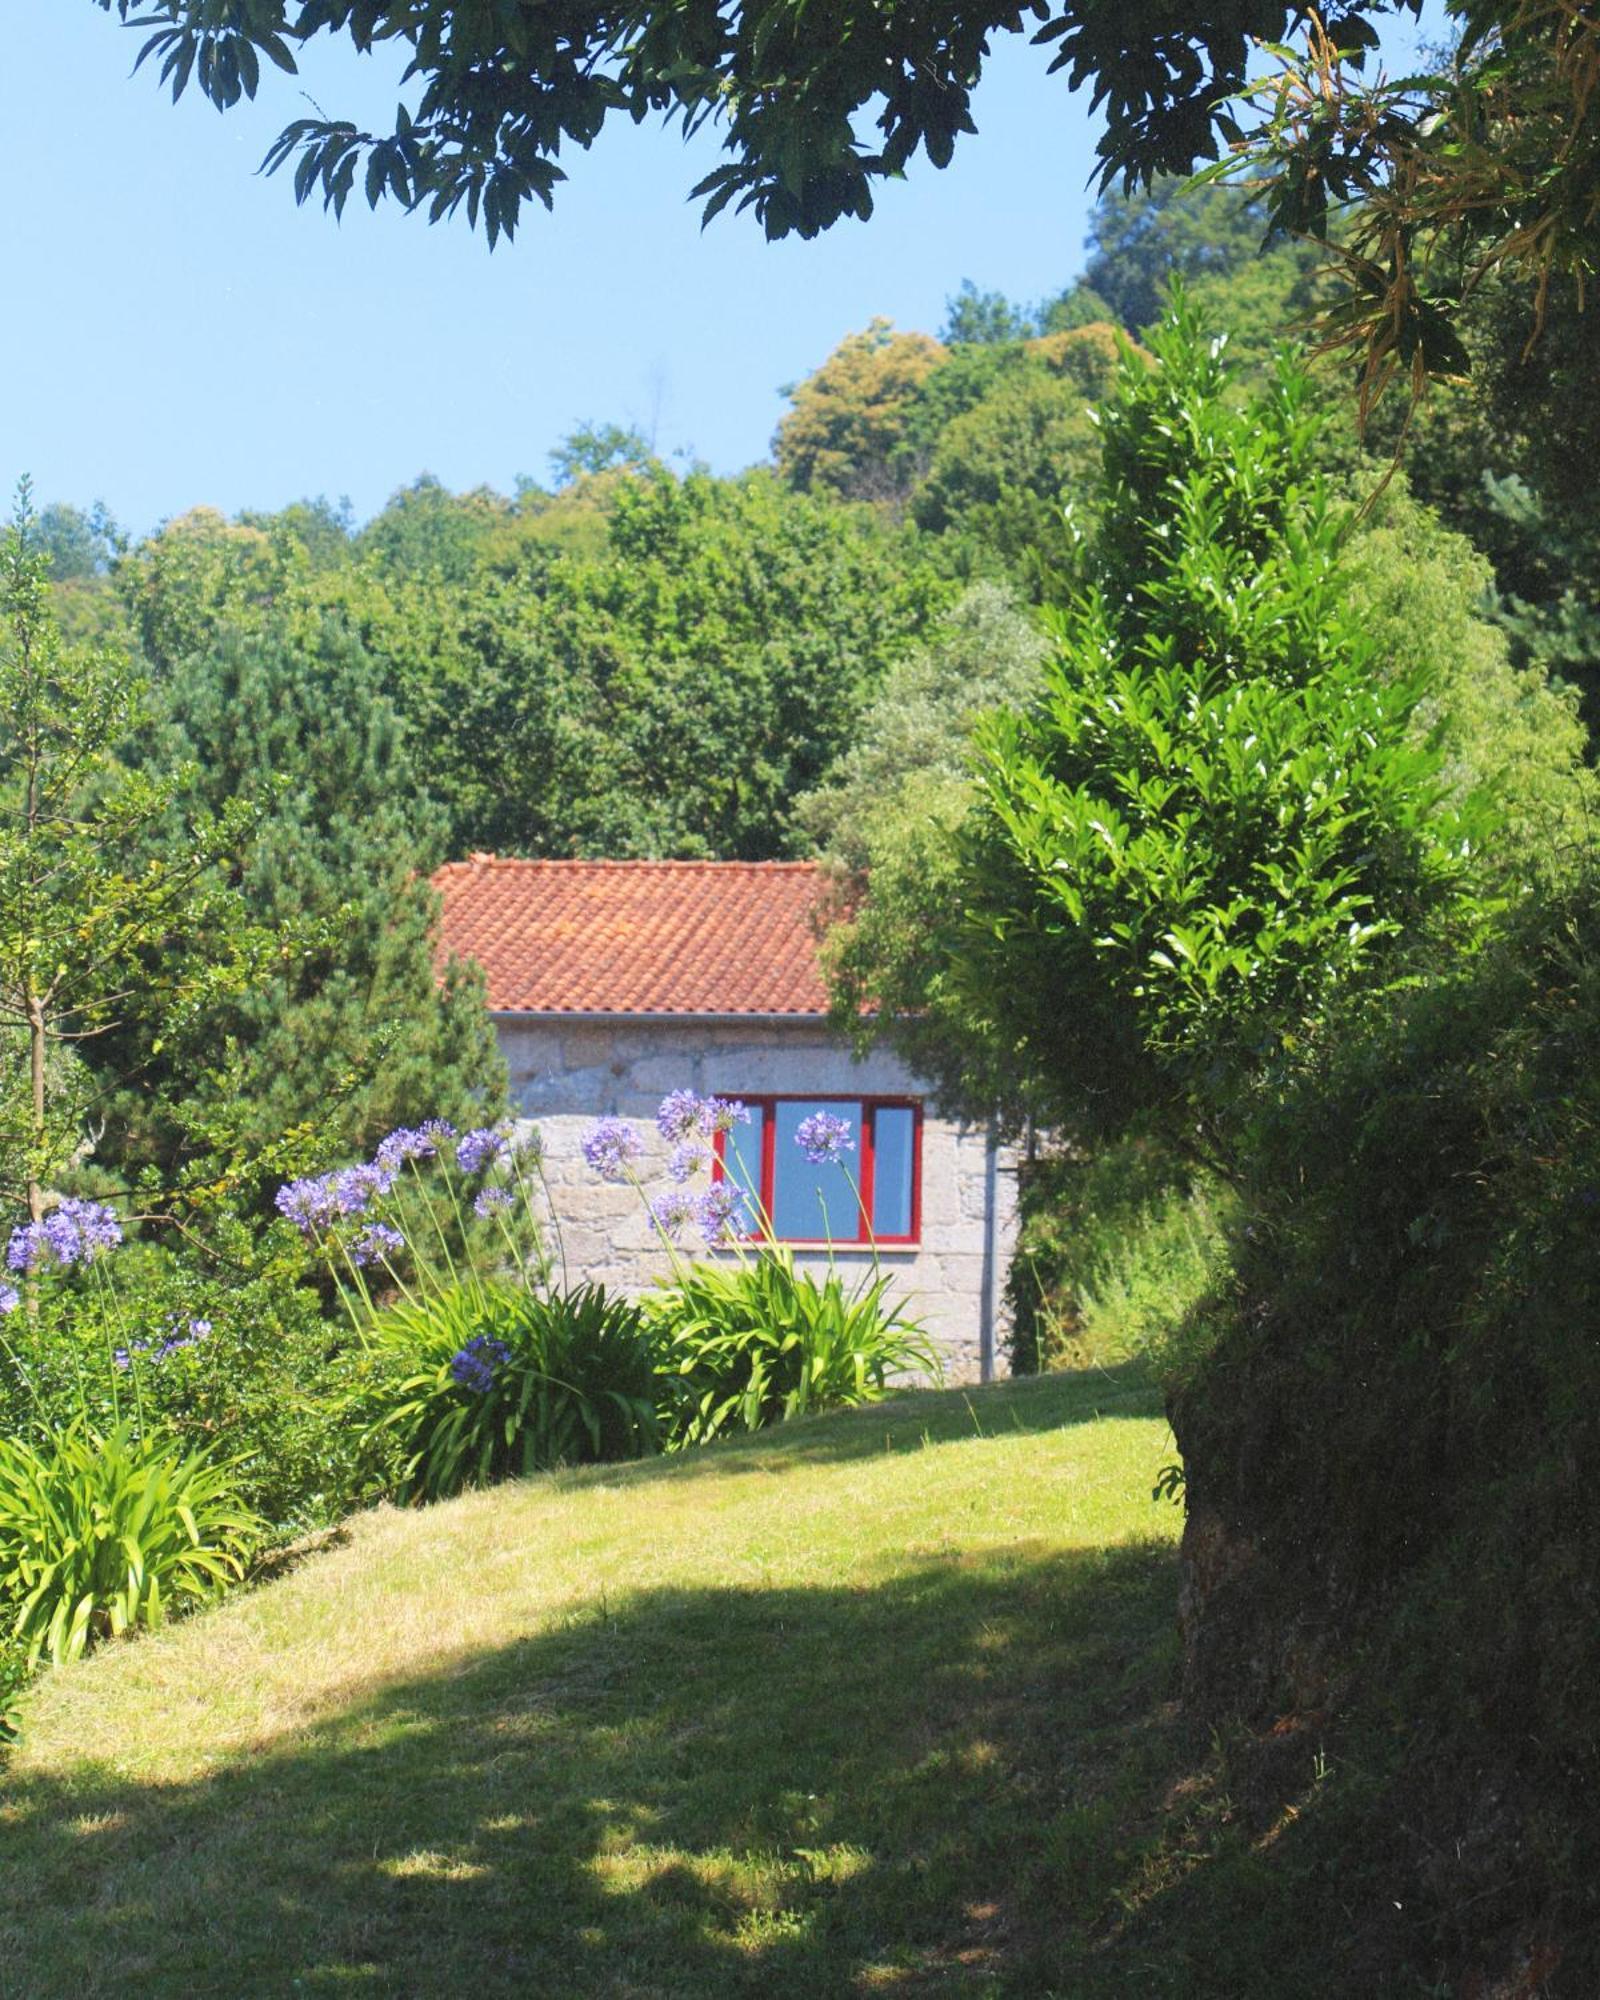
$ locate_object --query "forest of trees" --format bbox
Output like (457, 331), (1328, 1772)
(10, 140), (1600, 1982)
(19, 163), (1597, 1349)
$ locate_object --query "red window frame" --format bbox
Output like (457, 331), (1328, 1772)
(712, 1094), (923, 1247)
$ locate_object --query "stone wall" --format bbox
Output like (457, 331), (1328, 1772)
(497, 1013), (1018, 1383)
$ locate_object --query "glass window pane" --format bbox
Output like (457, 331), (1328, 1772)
(772, 1099), (863, 1240)
(719, 1106), (766, 1235)
(872, 1106), (915, 1237)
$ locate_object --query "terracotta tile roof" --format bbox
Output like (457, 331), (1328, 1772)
(433, 857), (833, 1016)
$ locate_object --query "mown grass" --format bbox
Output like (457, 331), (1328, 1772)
(0, 1368), (1401, 1996)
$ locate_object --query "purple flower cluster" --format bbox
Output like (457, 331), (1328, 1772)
(275, 1161), (398, 1237)
(474, 1185), (515, 1219)
(656, 1091), (751, 1186)
(341, 1163), (395, 1208)
(6, 1198), (123, 1275)
(375, 1125), (442, 1172)
(455, 1125), (512, 1175)
(274, 1175), (339, 1236)
(582, 1117), (644, 1183)
(450, 1335), (511, 1394)
(351, 1223), (406, 1267)
(657, 1091), (750, 1144)
(116, 1318), (214, 1370)
(649, 1188), (701, 1240)
(656, 1090), (705, 1145)
(696, 1181), (744, 1245)
(0, 1284), (19, 1316)
(667, 1140), (707, 1185)
(795, 1111), (854, 1166)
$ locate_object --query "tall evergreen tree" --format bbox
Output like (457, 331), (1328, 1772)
(104, 614), (503, 1202)
(838, 298), (1473, 1142)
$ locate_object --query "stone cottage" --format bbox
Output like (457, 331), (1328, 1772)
(433, 856), (1016, 1382)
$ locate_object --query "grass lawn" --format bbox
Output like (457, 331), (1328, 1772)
(0, 1368), (1374, 1996)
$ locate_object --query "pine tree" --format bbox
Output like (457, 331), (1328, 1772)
(104, 614), (504, 1205)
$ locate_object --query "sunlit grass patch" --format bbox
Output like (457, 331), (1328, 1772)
(0, 1367), (1379, 1996)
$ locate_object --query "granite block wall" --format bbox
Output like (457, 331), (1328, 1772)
(496, 1014), (1018, 1383)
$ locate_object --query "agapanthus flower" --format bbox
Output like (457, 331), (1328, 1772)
(449, 1334), (511, 1394)
(795, 1111), (854, 1166)
(274, 1174), (340, 1236)
(333, 1162), (393, 1212)
(375, 1125), (439, 1172)
(649, 1187), (700, 1240)
(473, 1186), (515, 1219)
(421, 1118), (457, 1145)
(351, 1223), (406, 1267)
(455, 1125), (512, 1175)
(696, 1182), (745, 1245)
(113, 1346), (133, 1371)
(657, 1090), (750, 1145)
(656, 1089), (705, 1144)
(582, 1117), (644, 1183)
(667, 1139), (708, 1184)
(0, 1284), (18, 1316)
(154, 1318), (214, 1360)
(58, 1199), (123, 1258)
(6, 1220), (52, 1274)
(6, 1199), (123, 1274)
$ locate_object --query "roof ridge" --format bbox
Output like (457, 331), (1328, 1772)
(438, 855), (822, 872)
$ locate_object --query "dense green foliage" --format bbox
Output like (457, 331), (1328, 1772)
(1167, 877), (1600, 1980)
(1369, 270), (1600, 731)
(0, 1422), (260, 1667)
(964, 307), (1466, 1136)
(0, 491), (263, 1215)
(11, 146), (1600, 1986)
(363, 1281), (661, 1502)
(1007, 1141), (1229, 1375)
(839, 302), (1473, 1137)
(109, 613), (504, 1201)
(648, 1249), (939, 1446)
(0, 1244), (378, 1535)
(120, 469), (946, 865)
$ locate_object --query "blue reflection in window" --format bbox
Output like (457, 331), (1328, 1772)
(773, 1099), (863, 1240)
(719, 1107), (766, 1235)
(871, 1106), (915, 1236)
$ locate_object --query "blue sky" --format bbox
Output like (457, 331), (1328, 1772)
(5, 3), (1447, 536)
(2, 4), (1112, 534)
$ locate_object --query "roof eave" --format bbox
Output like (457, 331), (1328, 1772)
(488, 1008), (834, 1026)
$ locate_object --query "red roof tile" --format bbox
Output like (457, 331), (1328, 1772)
(433, 858), (832, 1016)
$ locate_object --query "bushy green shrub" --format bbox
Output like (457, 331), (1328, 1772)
(1007, 1140), (1231, 1372)
(1169, 864), (1600, 1972)
(0, 1244), (376, 1539)
(953, 296), (1469, 1143)
(649, 1249), (939, 1446)
(361, 1280), (660, 1501)
(0, 1422), (261, 1666)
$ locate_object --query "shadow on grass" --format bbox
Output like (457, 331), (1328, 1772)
(551, 1359), (1165, 1496)
(0, 1520), (1389, 1999)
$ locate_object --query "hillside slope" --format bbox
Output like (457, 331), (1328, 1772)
(0, 1368), (1432, 1996)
